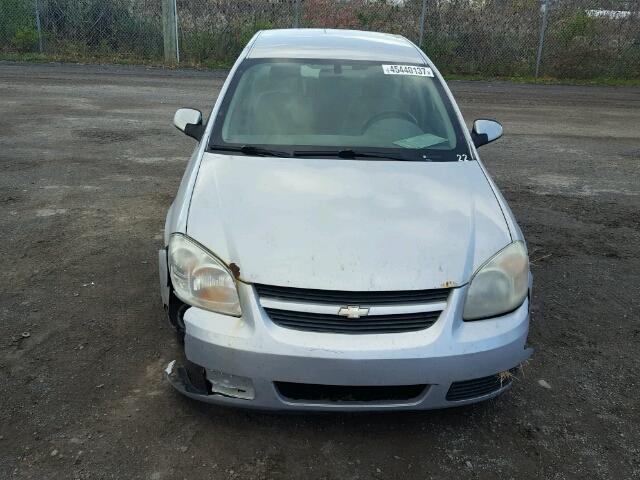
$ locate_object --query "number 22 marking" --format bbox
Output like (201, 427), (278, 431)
(457, 154), (469, 161)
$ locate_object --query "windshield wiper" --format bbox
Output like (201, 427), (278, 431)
(292, 149), (418, 162)
(209, 145), (291, 157)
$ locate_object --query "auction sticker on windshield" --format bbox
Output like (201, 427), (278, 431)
(382, 64), (434, 77)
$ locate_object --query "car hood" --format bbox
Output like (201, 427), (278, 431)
(187, 153), (511, 291)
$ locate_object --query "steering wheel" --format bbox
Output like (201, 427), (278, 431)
(362, 111), (419, 132)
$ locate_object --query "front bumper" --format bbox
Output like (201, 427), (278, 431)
(165, 281), (532, 411)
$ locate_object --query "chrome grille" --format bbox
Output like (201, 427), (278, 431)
(264, 308), (441, 334)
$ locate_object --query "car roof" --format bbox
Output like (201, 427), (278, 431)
(247, 29), (425, 63)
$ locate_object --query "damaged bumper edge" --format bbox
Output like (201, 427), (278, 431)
(165, 360), (257, 402)
(165, 360), (209, 397)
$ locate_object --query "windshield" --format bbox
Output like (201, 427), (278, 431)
(210, 59), (472, 162)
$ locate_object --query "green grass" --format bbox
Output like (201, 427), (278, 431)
(0, 51), (236, 70)
(0, 51), (164, 66)
(443, 72), (640, 87)
(1, 52), (639, 86)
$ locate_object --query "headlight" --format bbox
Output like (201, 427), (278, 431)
(168, 234), (241, 317)
(463, 241), (529, 321)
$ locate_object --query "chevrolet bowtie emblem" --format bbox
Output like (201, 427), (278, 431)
(338, 305), (370, 319)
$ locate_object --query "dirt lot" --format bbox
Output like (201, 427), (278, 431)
(0, 62), (639, 480)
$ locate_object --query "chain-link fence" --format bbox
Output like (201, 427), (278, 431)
(0, 0), (163, 61)
(1, 0), (639, 79)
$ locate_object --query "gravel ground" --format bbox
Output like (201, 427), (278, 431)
(0, 62), (639, 480)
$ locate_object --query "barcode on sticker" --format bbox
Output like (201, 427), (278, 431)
(382, 65), (434, 77)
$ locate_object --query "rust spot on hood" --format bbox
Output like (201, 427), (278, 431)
(229, 262), (241, 279)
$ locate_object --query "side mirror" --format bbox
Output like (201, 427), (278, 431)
(173, 108), (203, 141)
(471, 119), (503, 148)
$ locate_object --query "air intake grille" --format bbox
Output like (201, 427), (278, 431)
(264, 308), (440, 334)
(446, 371), (515, 401)
(255, 284), (451, 305)
(275, 382), (428, 403)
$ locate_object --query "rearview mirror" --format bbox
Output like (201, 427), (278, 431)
(471, 119), (503, 148)
(173, 108), (203, 141)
